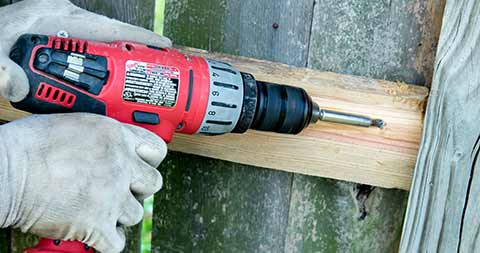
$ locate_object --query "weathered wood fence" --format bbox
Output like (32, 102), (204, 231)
(400, 0), (480, 251)
(0, 0), (446, 252)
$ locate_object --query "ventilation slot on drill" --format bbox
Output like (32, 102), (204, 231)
(35, 83), (76, 108)
(53, 38), (88, 54)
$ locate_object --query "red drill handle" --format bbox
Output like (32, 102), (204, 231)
(24, 238), (95, 253)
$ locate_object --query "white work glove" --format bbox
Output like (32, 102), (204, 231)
(0, 0), (171, 252)
(0, 113), (167, 253)
(0, 0), (172, 102)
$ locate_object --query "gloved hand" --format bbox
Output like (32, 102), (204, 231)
(0, 0), (172, 102)
(0, 0), (171, 252)
(0, 113), (167, 253)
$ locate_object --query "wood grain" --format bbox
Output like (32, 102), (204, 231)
(70, 0), (155, 30)
(164, 0), (315, 67)
(153, 152), (293, 252)
(307, 0), (445, 86)
(400, 0), (480, 251)
(0, 47), (428, 190)
(285, 177), (407, 252)
(416, 0), (447, 87)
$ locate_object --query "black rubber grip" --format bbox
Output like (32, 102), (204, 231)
(233, 72), (313, 135)
(251, 81), (312, 134)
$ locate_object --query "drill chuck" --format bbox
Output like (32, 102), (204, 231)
(233, 77), (314, 134)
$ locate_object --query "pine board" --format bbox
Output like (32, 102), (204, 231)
(0, 49), (428, 189)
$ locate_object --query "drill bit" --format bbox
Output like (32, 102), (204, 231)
(310, 104), (385, 129)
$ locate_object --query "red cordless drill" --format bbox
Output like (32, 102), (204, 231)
(10, 34), (384, 253)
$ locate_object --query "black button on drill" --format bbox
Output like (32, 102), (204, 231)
(132, 111), (160, 125)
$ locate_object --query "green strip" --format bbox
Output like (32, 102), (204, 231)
(154, 0), (165, 35)
(143, 1), (164, 251)
(142, 196), (155, 253)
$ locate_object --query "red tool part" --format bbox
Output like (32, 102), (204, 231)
(24, 238), (95, 253)
(10, 34), (213, 142)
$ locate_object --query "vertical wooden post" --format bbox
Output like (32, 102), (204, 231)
(400, 0), (480, 251)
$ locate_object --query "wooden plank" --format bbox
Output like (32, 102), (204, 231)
(164, 0), (226, 56)
(400, 0), (480, 251)
(415, 0), (447, 87)
(152, 152), (292, 252)
(164, 0), (314, 67)
(70, 0), (155, 30)
(0, 48), (428, 190)
(285, 177), (407, 252)
(307, 0), (445, 86)
(123, 225), (142, 253)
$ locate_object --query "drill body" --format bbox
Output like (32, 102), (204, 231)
(10, 34), (316, 143)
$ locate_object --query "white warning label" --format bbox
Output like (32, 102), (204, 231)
(123, 60), (179, 107)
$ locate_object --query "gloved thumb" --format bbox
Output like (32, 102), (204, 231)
(126, 124), (168, 168)
(124, 124), (166, 200)
(0, 54), (29, 102)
